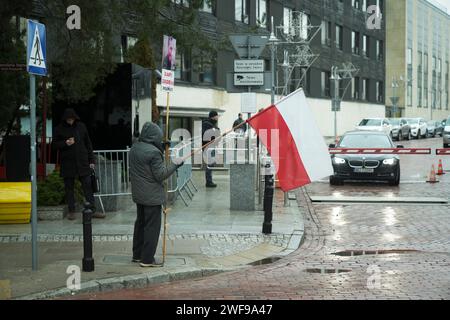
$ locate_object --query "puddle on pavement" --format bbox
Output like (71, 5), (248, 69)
(248, 257), (282, 266)
(332, 249), (420, 257)
(305, 268), (351, 274)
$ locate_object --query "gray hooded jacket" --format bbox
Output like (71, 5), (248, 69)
(129, 122), (178, 206)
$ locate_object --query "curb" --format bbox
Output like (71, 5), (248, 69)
(15, 266), (244, 300)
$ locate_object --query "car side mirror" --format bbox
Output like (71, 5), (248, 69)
(329, 143), (336, 148)
(397, 145), (404, 149)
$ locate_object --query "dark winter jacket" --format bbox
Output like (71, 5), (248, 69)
(53, 109), (94, 178)
(233, 118), (247, 132)
(202, 119), (221, 147)
(129, 122), (178, 206)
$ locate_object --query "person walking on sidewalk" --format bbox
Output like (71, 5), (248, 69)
(129, 122), (182, 267)
(202, 110), (221, 188)
(232, 113), (247, 135)
(53, 108), (104, 220)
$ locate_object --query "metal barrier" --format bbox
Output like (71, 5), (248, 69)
(94, 149), (131, 213)
(329, 148), (432, 155)
(94, 144), (197, 212)
(168, 141), (198, 206)
(436, 149), (450, 155)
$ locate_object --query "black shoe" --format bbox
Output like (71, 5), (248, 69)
(206, 183), (217, 188)
(140, 260), (163, 268)
(132, 258), (141, 263)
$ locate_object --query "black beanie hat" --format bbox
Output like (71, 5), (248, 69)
(209, 110), (218, 118)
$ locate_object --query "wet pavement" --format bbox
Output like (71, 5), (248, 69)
(68, 137), (450, 300)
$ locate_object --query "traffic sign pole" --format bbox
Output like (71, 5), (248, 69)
(30, 74), (38, 271)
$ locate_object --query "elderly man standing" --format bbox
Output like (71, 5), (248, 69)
(129, 122), (182, 267)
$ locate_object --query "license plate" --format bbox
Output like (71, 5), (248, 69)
(354, 168), (374, 173)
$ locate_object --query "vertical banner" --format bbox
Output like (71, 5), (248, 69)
(161, 35), (176, 92)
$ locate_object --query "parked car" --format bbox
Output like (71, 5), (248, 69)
(356, 118), (392, 136)
(389, 118), (411, 141)
(329, 131), (401, 186)
(427, 120), (444, 137)
(405, 118), (427, 139)
(443, 116), (450, 148)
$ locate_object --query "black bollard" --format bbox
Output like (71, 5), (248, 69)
(82, 202), (95, 272)
(262, 173), (274, 234)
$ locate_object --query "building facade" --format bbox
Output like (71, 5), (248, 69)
(386, 0), (450, 120)
(25, 0), (387, 141)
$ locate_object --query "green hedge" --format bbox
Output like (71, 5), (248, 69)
(37, 170), (83, 206)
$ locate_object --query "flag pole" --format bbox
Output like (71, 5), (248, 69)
(163, 91), (170, 265)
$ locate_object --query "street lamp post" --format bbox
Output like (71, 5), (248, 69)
(330, 66), (341, 143)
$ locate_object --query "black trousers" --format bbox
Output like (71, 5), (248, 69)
(63, 175), (95, 212)
(132, 204), (162, 264)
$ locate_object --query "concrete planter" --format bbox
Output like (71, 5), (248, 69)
(37, 205), (66, 221)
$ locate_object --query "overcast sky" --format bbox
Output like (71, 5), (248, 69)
(430, 0), (450, 12)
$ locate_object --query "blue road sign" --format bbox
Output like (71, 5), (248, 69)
(27, 20), (47, 76)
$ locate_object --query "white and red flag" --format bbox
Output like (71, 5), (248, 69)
(248, 89), (333, 191)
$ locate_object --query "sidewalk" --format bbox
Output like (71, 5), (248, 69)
(0, 171), (304, 299)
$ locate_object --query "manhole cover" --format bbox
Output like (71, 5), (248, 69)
(332, 249), (420, 256)
(305, 268), (351, 274)
(248, 257), (281, 266)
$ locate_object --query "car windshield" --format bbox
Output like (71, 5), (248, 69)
(359, 119), (381, 126)
(339, 134), (392, 148)
(389, 119), (400, 125)
(406, 118), (419, 125)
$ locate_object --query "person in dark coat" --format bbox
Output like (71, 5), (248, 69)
(232, 113), (247, 134)
(129, 122), (182, 267)
(202, 110), (221, 188)
(53, 109), (104, 220)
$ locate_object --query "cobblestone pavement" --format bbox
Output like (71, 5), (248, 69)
(70, 138), (450, 300)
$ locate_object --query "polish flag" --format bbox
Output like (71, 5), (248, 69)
(248, 89), (333, 191)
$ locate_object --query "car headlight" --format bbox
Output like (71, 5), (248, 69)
(333, 157), (346, 164)
(383, 158), (396, 165)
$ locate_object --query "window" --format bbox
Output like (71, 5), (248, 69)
(352, 77), (360, 99)
(376, 81), (383, 102)
(362, 79), (368, 101)
(283, 7), (293, 35)
(235, 0), (249, 24)
(321, 21), (331, 46)
(200, 0), (213, 13)
(352, 0), (360, 10)
(362, 0), (367, 11)
(352, 31), (360, 55)
(298, 12), (309, 40)
(335, 25), (343, 50)
(173, 0), (189, 7)
(256, 0), (267, 28)
(120, 35), (137, 62)
(363, 35), (369, 57)
(198, 57), (215, 84)
(407, 83), (412, 106)
(321, 71), (331, 97)
(376, 40), (383, 61)
(174, 50), (191, 82)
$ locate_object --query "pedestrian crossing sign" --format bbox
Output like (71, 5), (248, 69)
(27, 20), (47, 76)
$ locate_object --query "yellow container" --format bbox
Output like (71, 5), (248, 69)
(0, 182), (31, 224)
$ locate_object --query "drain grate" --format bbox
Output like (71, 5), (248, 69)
(305, 268), (351, 274)
(248, 257), (282, 266)
(332, 249), (420, 256)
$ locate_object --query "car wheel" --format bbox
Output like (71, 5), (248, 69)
(389, 167), (400, 186)
(417, 130), (421, 139)
(330, 176), (343, 186)
(444, 144), (449, 148)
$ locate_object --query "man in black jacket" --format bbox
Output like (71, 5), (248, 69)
(202, 110), (221, 188)
(53, 109), (104, 220)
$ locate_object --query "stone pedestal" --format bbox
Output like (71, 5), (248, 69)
(230, 163), (255, 211)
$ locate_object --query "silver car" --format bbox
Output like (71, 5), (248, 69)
(443, 116), (450, 148)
